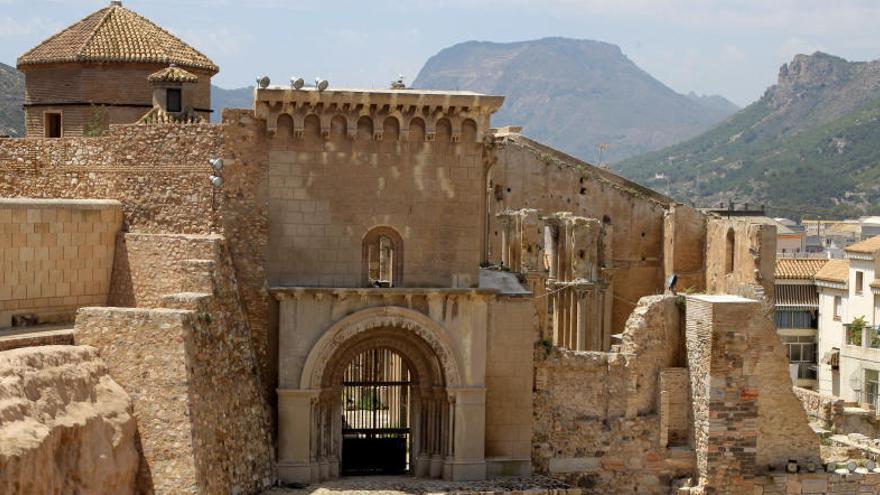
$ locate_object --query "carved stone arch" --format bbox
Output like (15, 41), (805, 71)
(329, 114), (347, 142)
(274, 113), (294, 145)
(409, 117), (426, 142)
(435, 117), (452, 143)
(356, 115), (374, 141)
(322, 329), (445, 391)
(303, 113), (321, 144)
(300, 306), (463, 390)
(382, 115), (400, 141)
(461, 118), (478, 142)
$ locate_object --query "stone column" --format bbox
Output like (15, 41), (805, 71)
(277, 388), (319, 483)
(450, 387), (487, 481)
(575, 287), (588, 351)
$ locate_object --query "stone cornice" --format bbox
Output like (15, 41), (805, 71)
(270, 286), (498, 301)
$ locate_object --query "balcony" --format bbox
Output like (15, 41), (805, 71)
(845, 321), (880, 349)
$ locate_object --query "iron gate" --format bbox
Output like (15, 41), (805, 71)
(341, 347), (412, 475)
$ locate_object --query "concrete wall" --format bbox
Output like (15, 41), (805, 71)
(489, 134), (672, 332)
(818, 285), (846, 396)
(0, 198), (122, 328)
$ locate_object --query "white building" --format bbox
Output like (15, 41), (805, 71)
(775, 259), (827, 390)
(817, 236), (880, 408)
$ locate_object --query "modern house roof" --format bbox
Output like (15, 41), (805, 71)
(845, 235), (880, 255)
(775, 258), (828, 280)
(17, 1), (218, 74)
(814, 259), (850, 284)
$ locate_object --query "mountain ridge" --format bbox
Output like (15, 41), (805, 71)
(0, 62), (24, 137)
(614, 52), (880, 218)
(413, 37), (738, 162)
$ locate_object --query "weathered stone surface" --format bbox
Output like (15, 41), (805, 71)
(0, 345), (138, 494)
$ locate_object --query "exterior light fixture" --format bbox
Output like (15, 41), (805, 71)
(291, 77), (305, 90)
(315, 78), (329, 91)
(257, 75), (270, 89)
(208, 158), (225, 232)
(209, 175), (223, 187)
(209, 158), (223, 172)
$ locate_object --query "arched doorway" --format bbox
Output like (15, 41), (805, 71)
(340, 347), (413, 475)
(277, 306), (486, 483)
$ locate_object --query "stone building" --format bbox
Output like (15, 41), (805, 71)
(2, 4), (878, 495)
(16, 1), (216, 137)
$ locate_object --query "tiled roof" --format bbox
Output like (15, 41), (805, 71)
(17, 2), (218, 74)
(148, 65), (198, 83)
(846, 235), (880, 255)
(775, 258), (828, 280)
(814, 259), (849, 284)
(775, 284), (819, 309)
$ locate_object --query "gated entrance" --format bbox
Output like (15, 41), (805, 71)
(341, 347), (412, 475)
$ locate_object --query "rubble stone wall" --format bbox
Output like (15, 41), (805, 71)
(0, 345), (139, 494)
(0, 198), (122, 328)
(533, 296), (696, 494)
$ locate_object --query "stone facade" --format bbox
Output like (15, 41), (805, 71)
(0, 198), (122, 328)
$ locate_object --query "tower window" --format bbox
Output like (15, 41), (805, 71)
(45, 112), (62, 138)
(166, 88), (182, 112)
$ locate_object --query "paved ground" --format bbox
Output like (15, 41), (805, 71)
(262, 475), (571, 494)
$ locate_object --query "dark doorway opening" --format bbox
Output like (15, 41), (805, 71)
(341, 347), (411, 475)
(45, 112), (62, 138)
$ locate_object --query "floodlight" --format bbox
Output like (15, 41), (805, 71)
(316, 78), (329, 91)
(209, 175), (224, 188)
(209, 158), (224, 172)
(291, 77), (305, 90)
(257, 75), (270, 89)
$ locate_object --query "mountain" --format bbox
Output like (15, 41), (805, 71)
(0, 63), (24, 137)
(614, 52), (880, 218)
(211, 85), (253, 123)
(413, 37), (738, 162)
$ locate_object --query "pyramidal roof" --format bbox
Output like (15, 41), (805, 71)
(17, 1), (218, 74)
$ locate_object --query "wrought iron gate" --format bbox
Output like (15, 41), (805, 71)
(341, 348), (412, 475)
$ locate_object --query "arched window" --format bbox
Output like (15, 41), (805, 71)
(725, 228), (735, 274)
(363, 227), (404, 287)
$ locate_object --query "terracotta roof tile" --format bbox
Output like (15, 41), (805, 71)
(17, 3), (217, 74)
(815, 259), (849, 284)
(148, 65), (198, 83)
(846, 235), (880, 255)
(775, 258), (828, 280)
(775, 284), (819, 308)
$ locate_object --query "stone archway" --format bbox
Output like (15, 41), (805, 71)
(277, 307), (486, 483)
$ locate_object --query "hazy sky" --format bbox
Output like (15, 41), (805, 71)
(3, 0), (879, 106)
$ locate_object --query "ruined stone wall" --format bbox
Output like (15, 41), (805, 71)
(751, 472), (880, 494)
(0, 345), (139, 494)
(685, 295), (820, 494)
(705, 218), (776, 302)
(533, 296), (695, 494)
(485, 295), (537, 474)
(0, 198), (122, 328)
(489, 134), (671, 332)
(664, 204), (707, 292)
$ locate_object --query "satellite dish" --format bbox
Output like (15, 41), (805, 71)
(209, 175), (223, 188)
(290, 76), (305, 90)
(849, 375), (862, 391)
(315, 78), (329, 91)
(208, 158), (223, 172)
(256, 75), (270, 89)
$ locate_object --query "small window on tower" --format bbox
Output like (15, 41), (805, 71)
(45, 112), (62, 138)
(167, 88), (182, 112)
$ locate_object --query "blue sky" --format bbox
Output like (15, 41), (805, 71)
(3, 0), (880, 106)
